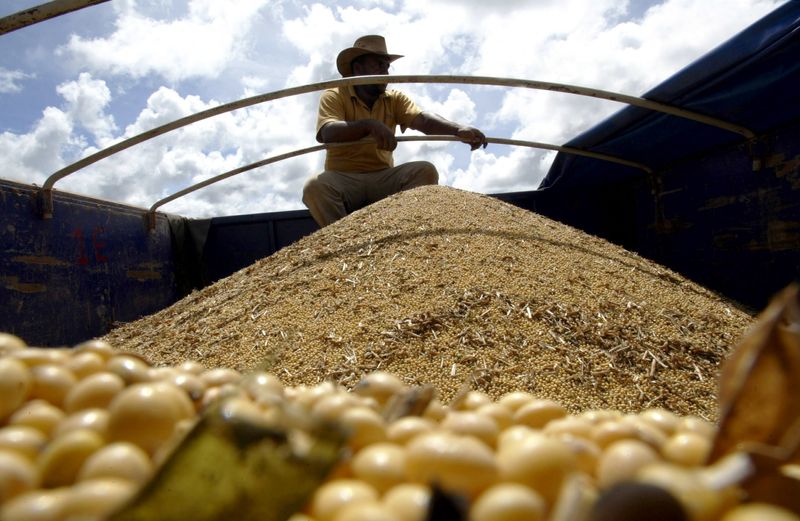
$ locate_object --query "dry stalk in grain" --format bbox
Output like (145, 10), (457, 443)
(103, 186), (753, 419)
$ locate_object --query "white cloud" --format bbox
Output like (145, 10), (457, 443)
(59, 0), (272, 83)
(0, 0), (788, 219)
(0, 67), (33, 94)
(0, 107), (77, 184)
(56, 73), (117, 143)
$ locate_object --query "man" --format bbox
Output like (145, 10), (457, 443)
(302, 35), (487, 227)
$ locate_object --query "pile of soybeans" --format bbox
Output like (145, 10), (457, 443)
(106, 185), (750, 419)
(2, 185), (797, 520)
(0, 335), (796, 521)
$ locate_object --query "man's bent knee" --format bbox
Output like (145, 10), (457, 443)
(406, 161), (439, 188)
(302, 176), (346, 228)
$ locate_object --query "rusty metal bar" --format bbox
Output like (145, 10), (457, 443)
(144, 135), (652, 229)
(0, 0), (110, 36)
(40, 74), (755, 217)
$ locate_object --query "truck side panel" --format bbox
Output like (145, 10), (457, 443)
(0, 180), (178, 346)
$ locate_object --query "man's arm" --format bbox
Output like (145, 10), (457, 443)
(409, 111), (487, 151)
(318, 120), (398, 151)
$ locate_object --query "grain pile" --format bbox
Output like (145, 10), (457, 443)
(103, 185), (752, 419)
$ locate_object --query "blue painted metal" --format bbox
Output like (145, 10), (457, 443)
(0, 179), (178, 346)
(543, 1), (800, 190)
(535, 1), (800, 311)
(200, 209), (319, 284)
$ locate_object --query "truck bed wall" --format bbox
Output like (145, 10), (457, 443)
(525, 118), (800, 313)
(0, 180), (179, 346)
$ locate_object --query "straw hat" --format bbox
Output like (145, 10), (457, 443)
(336, 35), (403, 77)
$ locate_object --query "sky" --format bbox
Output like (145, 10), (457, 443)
(0, 0), (787, 219)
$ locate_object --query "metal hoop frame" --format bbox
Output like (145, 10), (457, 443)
(35, 74), (755, 219)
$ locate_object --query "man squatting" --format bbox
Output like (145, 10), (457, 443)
(302, 35), (488, 227)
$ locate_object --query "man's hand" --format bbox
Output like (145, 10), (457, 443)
(455, 126), (488, 151)
(365, 120), (398, 151)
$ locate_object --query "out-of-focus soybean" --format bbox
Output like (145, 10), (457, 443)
(0, 426), (47, 461)
(0, 333), (26, 355)
(661, 432), (711, 467)
(63, 372), (125, 413)
(107, 381), (194, 455)
(406, 431), (497, 497)
(353, 372), (406, 405)
(471, 483), (546, 521)
(544, 416), (595, 440)
(382, 483), (430, 521)
(719, 503), (800, 521)
(77, 441), (153, 485)
(309, 479), (379, 521)
(60, 478), (137, 520)
(28, 365), (76, 409)
(386, 417), (436, 445)
(456, 391), (493, 411)
(496, 434), (577, 503)
(9, 400), (65, 437)
(199, 367), (242, 388)
(65, 351), (105, 379)
(73, 340), (115, 361)
(513, 399), (567, 429)
(37, 429), (104, 488)
(497, 391), (535, 412)
(0, 489), (69, 521)
(475, 403), (514, 430)
(440, 411), (499, 448)
(52, 409), (109, 438)
(351, 442), (406, 493)
(640, 408), (680, 436)
(0, 450), (38, 503)
(332, 500), (401, 521)
(596, 439), (659, 488)
(106, 354), (151, 384)
(0, 358), (32, 421)
(241, 372), (284, 403)
(338, 407), (387, 451)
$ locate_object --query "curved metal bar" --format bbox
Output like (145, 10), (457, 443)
(0, 0), (110, 36)
(146, 135), (652, 220)
(42, 74), (754, 193)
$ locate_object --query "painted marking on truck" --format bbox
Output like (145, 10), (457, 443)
(73, 226), (109, 265)
(768, 220), (800, 252)
(92, 226), (109, 263)
(2, 276), (46, 293)
(699, 195), (739, 211)
(11, 255), (69, 266)
(126, 270), (161, 281)
(770, 154), (800, 190)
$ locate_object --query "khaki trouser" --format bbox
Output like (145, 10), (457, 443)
(302, 161), (438, 227)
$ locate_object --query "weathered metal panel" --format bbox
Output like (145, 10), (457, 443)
(200, 210), (319, 284)
(640, 121), (800, 311)
(0, 180), (178, 346)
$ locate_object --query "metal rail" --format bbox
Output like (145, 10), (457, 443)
(144, 135), (653, 228)
(38, 74), (756, 218)
(0, 0), (110, 36)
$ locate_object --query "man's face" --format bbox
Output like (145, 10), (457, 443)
(353, 54), (391, 96)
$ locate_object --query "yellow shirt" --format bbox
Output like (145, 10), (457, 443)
(316, 85), (422, 172)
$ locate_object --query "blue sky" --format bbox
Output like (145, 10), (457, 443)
(0, 0), (786, 217)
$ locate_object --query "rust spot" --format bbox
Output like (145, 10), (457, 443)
(12, 255), (69, 266)
(768, 153), (800, 190)
(127, 270), (161, 281)
(136, 262), (164, 270)
(768, 220), (800, 252)
(699, 195), (738, 211)
(2, 276), (46, 293)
